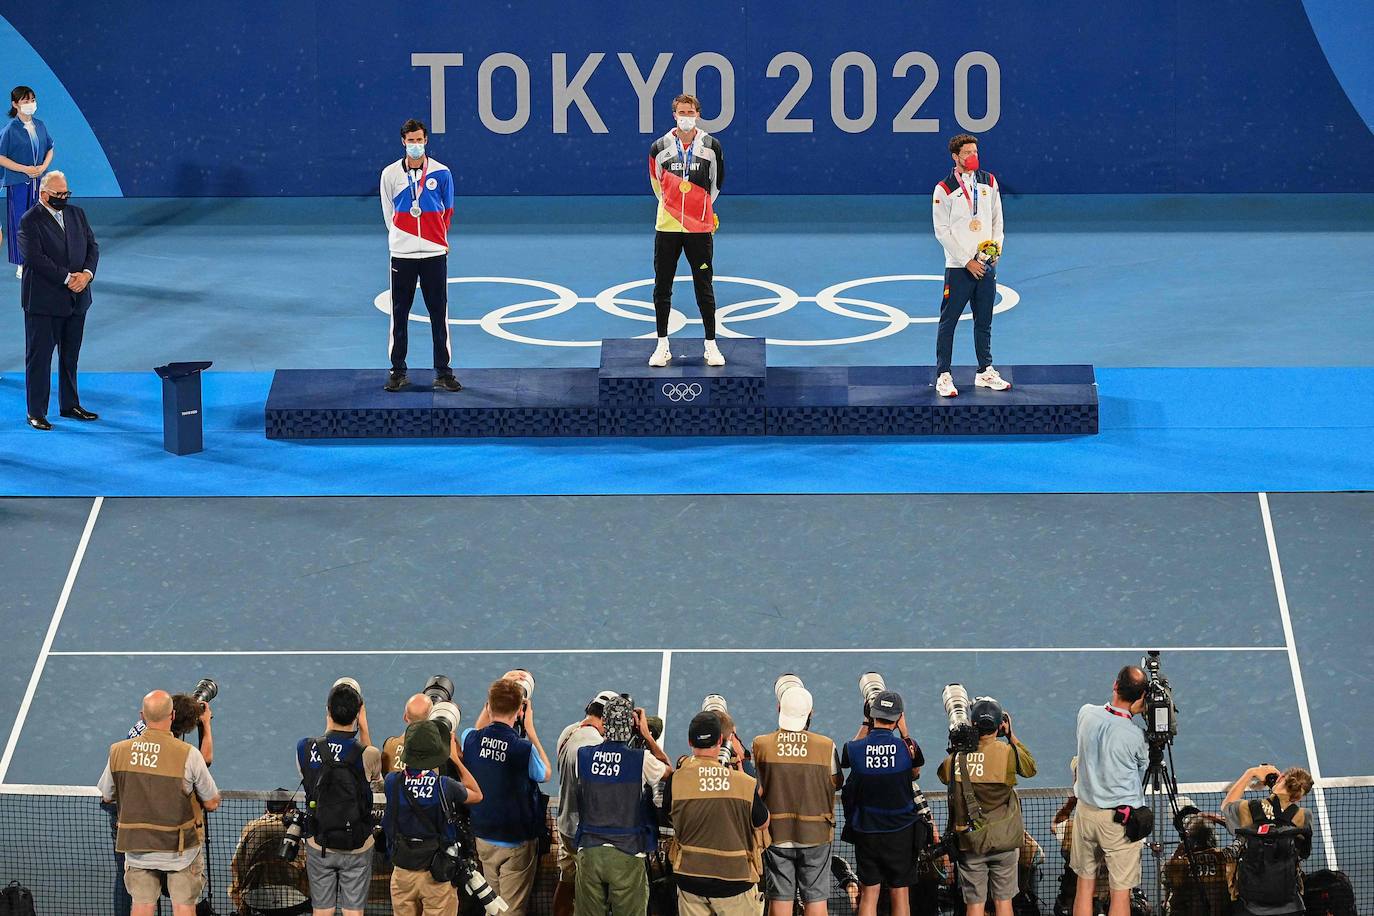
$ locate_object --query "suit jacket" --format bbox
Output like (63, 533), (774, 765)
(18, 203), (99, 317)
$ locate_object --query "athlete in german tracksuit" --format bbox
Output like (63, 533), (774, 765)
(931, 137), (1009, 397)
(647, 98), (725, 367)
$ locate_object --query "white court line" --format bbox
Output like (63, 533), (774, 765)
(46, 645), (1289, 657)
(1258, 491), (1338, 870)
(658, 651), (672, 723)
(0, 497), (104, 785)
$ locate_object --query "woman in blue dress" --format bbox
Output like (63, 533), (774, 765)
(0, 86), (55, 279)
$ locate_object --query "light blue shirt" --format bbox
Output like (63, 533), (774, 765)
(1074, 703), (1148, 808)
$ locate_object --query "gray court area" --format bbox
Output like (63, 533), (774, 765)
(0, 492), (1369, 791)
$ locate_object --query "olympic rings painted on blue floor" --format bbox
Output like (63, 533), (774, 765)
(372, 274), (1020, 348)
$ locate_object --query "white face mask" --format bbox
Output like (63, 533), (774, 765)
(675, 115), (697, 132)
(405, 142), (425, 160)
(19, 101), (37, 116)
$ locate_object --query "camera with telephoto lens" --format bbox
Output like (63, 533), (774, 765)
(858, 672), (886, 722)
(504, 669), (535, 737)
(277, 807), (304, 861)
(942, 684), (980, 754)
(422, 675), (462, 741)
(191, 678), (218, 706)
(700, 695), (736, 766)
(1141, 650), (1178, 748)
(435, 811), (509, 914)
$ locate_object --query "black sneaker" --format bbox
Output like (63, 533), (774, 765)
(384, 372), (409, 392)
(433, 374), (463, 392)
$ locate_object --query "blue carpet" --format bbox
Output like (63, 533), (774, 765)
(2, 368), (1371, 495)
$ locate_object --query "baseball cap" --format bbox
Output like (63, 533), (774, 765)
(402, 720), (448, 769)
(778, 686), (813, 731)
(588, 690), (619, 715)
(688, 711), (723, 748)
(870, 690), (903, 722)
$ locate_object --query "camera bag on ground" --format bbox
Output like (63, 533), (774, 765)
(1302, 869), (1356, 916)
(0, 882), (37, 916)
(387, 774), (446, 872)
(1235, 799), (1309, 908)
(306, 738), (373, 852)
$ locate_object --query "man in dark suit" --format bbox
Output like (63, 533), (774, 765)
(18, 170), (99, 430)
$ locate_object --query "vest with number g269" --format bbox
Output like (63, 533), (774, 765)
(575, 741), (656, 856)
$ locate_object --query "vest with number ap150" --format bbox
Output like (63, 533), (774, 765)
(463, 722), (542, 843)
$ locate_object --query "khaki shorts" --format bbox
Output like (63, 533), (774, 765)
(1071, 802), (1143, 891)
(678, 886), (765, 916)
(558, 831), (578, 883)
(125, 854), (206, 906)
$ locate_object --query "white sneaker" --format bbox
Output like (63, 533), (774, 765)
(15, 265), (22, 279)
(936, 372), (958, 398)
(703, 340), (725, 366)
(975, 367), (1012, 391)
(648, 338), (672, 367)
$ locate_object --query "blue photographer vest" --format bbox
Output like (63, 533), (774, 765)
(384, 769), (460, 845)
(575, 742), (656, 856)
(463, 722), (541, 842)
(842, 729), (918, 833)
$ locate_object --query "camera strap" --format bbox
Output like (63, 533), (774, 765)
(954, 752), (987, 829)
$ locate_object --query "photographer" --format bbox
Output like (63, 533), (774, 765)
(384, 694), (435, 774)
(663, 711), (770, 916)
(1070, 667), (1149, 916)
(1162, 814), (1235, 916)
(383, 720), (484, 915)
(98, 690), (221, 916)
(840, 690), (927, 916)
(295, 679), (383, 916)
(555, 690), (620, 916)
(1222, 765), (1314, 916)
(752, 683), (842, 916)
(462, 677), (553, 916)
(228, 795), (311, 915)
(573, 696), (672, 916)
(936, 699), (1037, 916)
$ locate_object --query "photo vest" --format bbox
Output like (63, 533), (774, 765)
(463, 722), (541, 842)
(753, 729), (836, 846)
(842, 729), (918, 834)
(108, 727), (203, 854)
(944, 739), (1024, 853)
(575, 741), (655, 856)
(670, 756), (760, 883)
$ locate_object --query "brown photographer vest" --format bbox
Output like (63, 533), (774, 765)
(752, 730), (835, 846)
(108, 728), (203, 853)
(670, 756), (760, 883)
(944, 738), (1023, 853)
(382, 735), (405, 773)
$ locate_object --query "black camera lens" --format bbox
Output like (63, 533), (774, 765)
(423, 675), (454, 704)
(192, 678), (218, 704)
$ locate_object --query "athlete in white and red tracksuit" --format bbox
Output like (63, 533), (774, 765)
(646, 94), (725, 367)
(379, 118), (458, 391)
(931, 134), (1009, 397)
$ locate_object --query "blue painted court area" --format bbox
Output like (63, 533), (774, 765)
(0, 492), (1369, 793)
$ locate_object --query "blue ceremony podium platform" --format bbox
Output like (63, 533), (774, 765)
(265, 339), (1098, 439)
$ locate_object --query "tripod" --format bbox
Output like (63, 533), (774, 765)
(1142, 741), (1217, 916)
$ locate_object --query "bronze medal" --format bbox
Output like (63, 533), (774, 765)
(969, 218), (982, 232)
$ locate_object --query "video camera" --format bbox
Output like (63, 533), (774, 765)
(1141, 651), (1178, 748)
(422, 675), (463, 742)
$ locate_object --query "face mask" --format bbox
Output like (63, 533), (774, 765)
(675, 115), (697, 132)
(19, 101), (36, 116)
(405, 142), (425, 160)
(47, 195), (69, 211)
(962, 153), (980, 171)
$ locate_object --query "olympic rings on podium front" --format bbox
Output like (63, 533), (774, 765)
(662, 383), (704, 402)
(372, 274), (1019, 349)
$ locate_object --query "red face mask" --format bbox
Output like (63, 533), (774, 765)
(962, 153), (980, 171)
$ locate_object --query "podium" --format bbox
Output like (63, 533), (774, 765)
(154, 361), (212, 455)
(265, 339), (1098, 439)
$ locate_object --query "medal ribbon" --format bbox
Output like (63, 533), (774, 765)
(956, 170), (979, 218)
(676, 135), (695, 190)
(408, 158), (429, 216)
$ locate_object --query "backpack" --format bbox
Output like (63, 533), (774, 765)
(0, 882), (37, 916)
(1235, 799), (1307, 908)
(305, 738), (373, 851)
(1302, 869), (1356, 916)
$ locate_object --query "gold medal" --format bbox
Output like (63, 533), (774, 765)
(679, 179), (691, 193)
(969, 218), (982, 232)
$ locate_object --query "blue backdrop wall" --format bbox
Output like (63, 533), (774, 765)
(3, 1), (1372, 197)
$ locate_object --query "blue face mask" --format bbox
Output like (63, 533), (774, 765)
(405, 142), (425, 160)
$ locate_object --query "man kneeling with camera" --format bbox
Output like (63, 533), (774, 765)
(383, 720), (485, 916)
(936, 696), (1037, 916)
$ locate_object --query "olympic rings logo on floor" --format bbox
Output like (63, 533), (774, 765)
(372, 274), (1020, 348)
(662, 383), (704, 402)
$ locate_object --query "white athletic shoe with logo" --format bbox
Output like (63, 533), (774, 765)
(648, 338), (672, 367)
(936, 372), (958, 398)
(975, 367), (1012, 391)
(703, 340), (726, 366)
